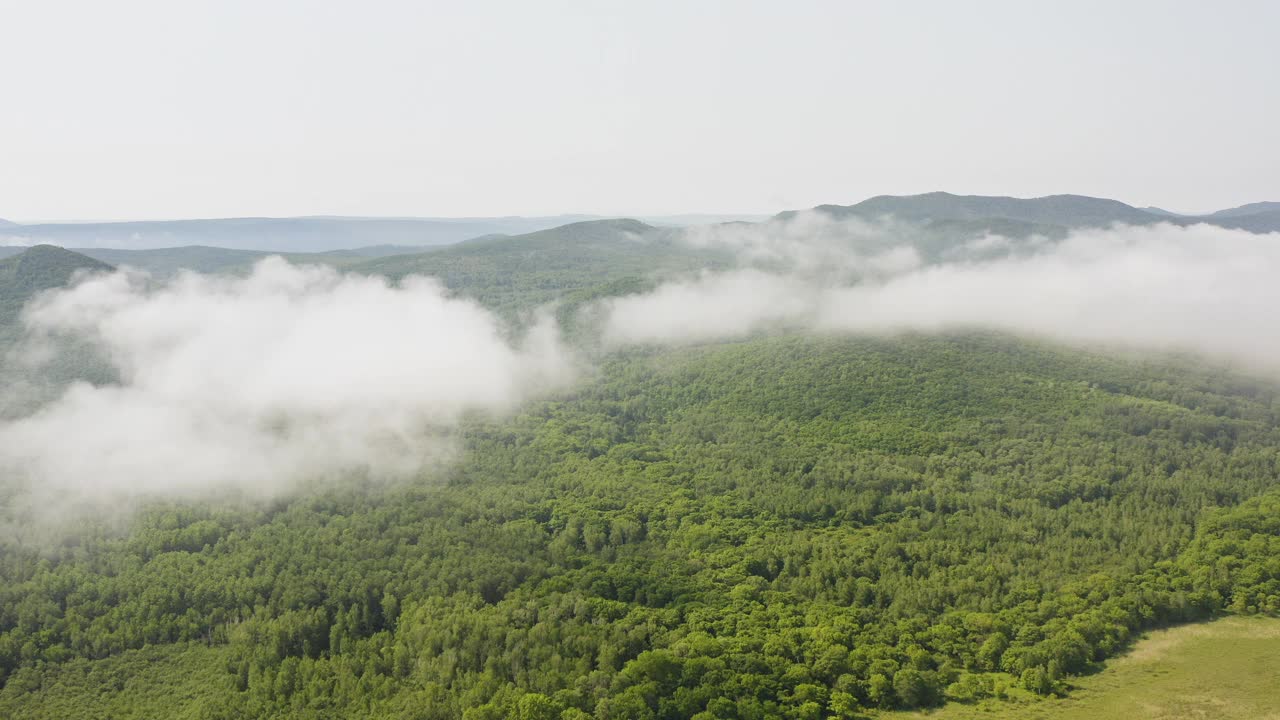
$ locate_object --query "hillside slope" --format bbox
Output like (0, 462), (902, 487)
(1206, 201), (1280, 218)
(816, 191), (1161, 227)
(347, 218), (732, 312)
(0, 215), (598, 253)
(0, 245), (112, 326)
(2, 333), (1279, 718)
(783, 192), (1280, 234)
(1201, 209), (1280, 233)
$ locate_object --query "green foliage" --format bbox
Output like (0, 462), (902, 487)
(0, 643), (235, 720)
(346, 219), (730, 317)
(0, 245), (111, 327)
(882, 615), (1280, 720)
(3, 333), (1280, 718)
(0, 245), (119, 416)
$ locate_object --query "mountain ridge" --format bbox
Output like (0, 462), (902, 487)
(0, 245), (113, 326)
(0, 215), (600, 253)
(778, 191), (1280, 233)
(4, 195), (1278, 257)
(1206, 201), (1280, 219)
(784, 191), (1160, 227)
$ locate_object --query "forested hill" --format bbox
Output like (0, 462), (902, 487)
(0, 245), (117, 417)
(0, 215), (599, 253)
(0, 220), (729, 310)
(803, 192), (1159, 227)
(780, 191), (1280, 234)
(0, 244), (432, 279)
(343, 219), (732, 313)
(1201, 208), (1280, 233)
(0, 244), (112, 327)
(3, 193), (1277, 284)
(1206, 201), (1280, 218)
(2, 333), (1279, 718)
(2, 202), (1280, 719)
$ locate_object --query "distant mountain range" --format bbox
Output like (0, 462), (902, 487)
(0, 193), (1277, 304)
(343, 219), (730, 315)
(780, 191), (1280, 234)
(0, 213), (769, 254)
(0, 195), (1273, 256)
(1, 190), (1279, 397)
(0, 220), (718, 320)
(796, 192), (1158, 226)
(1205, 201), (1280, 219)
(0, 216), (605, 253)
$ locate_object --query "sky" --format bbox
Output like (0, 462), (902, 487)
(1, 0), (1276, 221)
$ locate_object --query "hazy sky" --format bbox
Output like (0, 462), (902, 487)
(1, 0), (1276, 220)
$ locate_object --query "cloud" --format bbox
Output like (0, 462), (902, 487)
(679, 211), (924, 277)
(0, 258), (573, 520)
(7, 219), (1279, 529)
(600, 222), (1280, 369)
(601, 269), (817, 346)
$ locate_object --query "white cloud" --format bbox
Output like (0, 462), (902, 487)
(601, 222), (1280, 369)
(601, 269), (815, 346)
(0, 258), (574, 518)
(679, 211), (916, 277)
(7, 219), (1280, 529)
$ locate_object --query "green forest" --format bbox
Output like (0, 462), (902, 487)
(2, 330), (1278, 718)
(4, 1), (1279, 714)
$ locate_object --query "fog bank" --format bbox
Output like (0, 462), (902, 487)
(0, 258), (573, 519)
(602, 222), (1280, 368)
(5, 219), (1279, 527)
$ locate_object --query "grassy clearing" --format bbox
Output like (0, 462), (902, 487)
(883, 615), (1280, 720)
(2, 617), (1278, 719)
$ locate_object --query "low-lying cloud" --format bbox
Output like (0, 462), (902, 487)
(679, 212), (929, 278)
(0, 258), (573, 520)
(5, 218), (1279, 528)
(602, 269), (816, 345)
(601, 221), (1280, 369)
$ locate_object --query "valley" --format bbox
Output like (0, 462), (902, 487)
(1, 196), (1278, 718)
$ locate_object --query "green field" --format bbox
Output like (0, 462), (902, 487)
(884, 615), (1280, 720)
(7, 617), (1277, 720)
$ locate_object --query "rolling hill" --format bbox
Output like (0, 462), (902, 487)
(0, 215), (598, 253)
(345, 218), (733, 313)
(800, 191), (1161, 227)
(0, 246), (116, 416)
(2, 332), (1279, 718)
(1200, 209), (1280, 233)
(0, 215), (765, 255)
(1206, 201), (1280, 219)
(0, 245), (112, 326)
(1, 244), (429, 278)
(2, 195), (1280, 718)
(780, 191), (1280, 234)
(2, 194), (1275, 281)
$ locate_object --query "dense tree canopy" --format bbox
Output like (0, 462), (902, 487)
(2, 333), (1278, 718)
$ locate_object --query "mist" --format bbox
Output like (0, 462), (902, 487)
(600, 220), (1280, 369)
(0, 258), (573, 522)
(679, 212), (941, 282)
(5, 218), (1279, 527)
